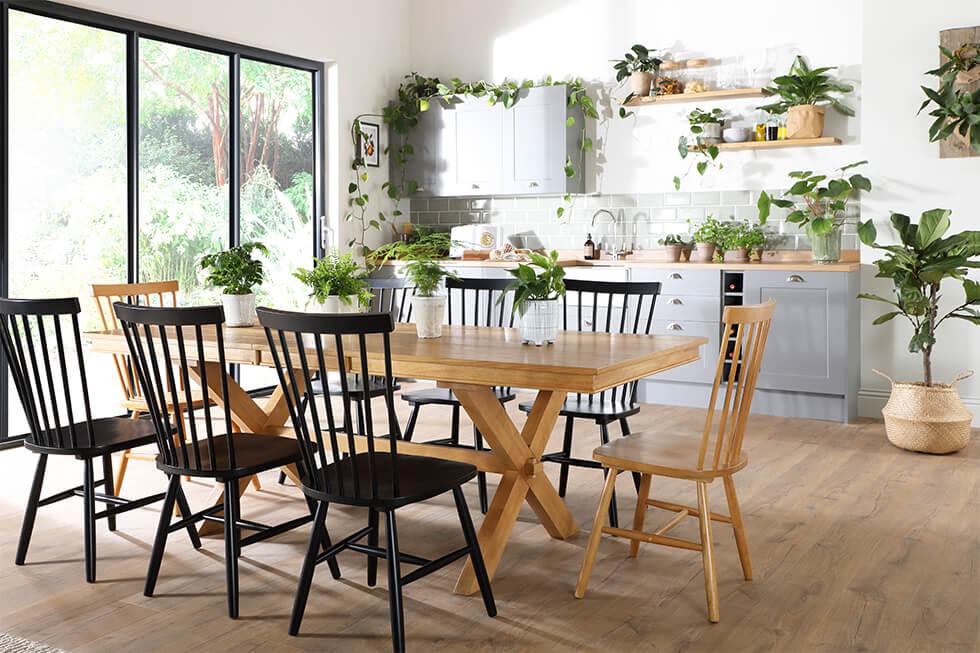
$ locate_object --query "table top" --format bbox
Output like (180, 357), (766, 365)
(86, 323), (707, 394)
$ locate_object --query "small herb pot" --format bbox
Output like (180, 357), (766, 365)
(520, 299), (560, 346)
(727, 247), (749, 262)
(681, 246), (694, 262)
(700, 123), (723, 144)
(664, 244), (683, 262)
(630, 71), (654, 97)
(412, 295), (446, 339)
(749, 248), (764, 262)
(222, 293), (256, 327)
(693, 242), (716, 262)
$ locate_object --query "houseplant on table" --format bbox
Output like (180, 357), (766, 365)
(503, 250), (567, 346)
(744, 223), (769, 261)
(757, 55), (854, 139)
(690, 215), (726, 263)
(293, 252), (373, 313)
(721, 220), (754, 262)
(612, 43), (663, 98)
(658, 234), (688, 263)
(858, 209), (979, 453)
(199, 241), (268, 327)
(757, 160), (871, 263)
(403, 258), (458, 338)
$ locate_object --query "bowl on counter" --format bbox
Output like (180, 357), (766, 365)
(723, 127), (750, 143)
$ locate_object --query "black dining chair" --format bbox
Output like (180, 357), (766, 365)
(518, 279), (661, 527)
(0, 297), (200, 583)
(258, 307), (495, 653)
(114, 302), (334, 619)
(400, 276), (516, 513)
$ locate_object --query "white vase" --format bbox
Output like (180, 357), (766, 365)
(700, 122), (723, 144)
(311, 295), (362, 314)
(222, 293), (256, 327)
(412, 295), (446, 338)
(520, 299), (560, 346)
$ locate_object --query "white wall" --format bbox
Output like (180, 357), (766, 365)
(409, 0), (980, 421)
(57, 0), (411, 251)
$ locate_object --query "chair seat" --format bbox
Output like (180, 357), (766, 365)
(316, 376), (401, 399)
(306, 453), (477, 508)
(158, 433), (304, 480)
(122, 386), (209, 414)
(519, 396), (639, 420)
(593, 431), (748, 481)
(25, 416), (159, 458)
(402, 386), (514, 407)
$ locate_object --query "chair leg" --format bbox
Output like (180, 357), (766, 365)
(367, 508), (380, 586)
(101, 454), (117, 532)
(724, 475), (752, 581)
(144, 475), (180, 597)
(402, 404), (420, 442)
(473, 427), (488, 514)
(557, 416), (574, 498)
(173, 480), (202, 549)
(598, 422), (618, 528)
(618, 418), (642, 491)
(385, 510), (406, 653)
(318, 501), (341, 580)
(575, 467), (619, 599)
(114, 449), (130, 497)
(696, 481), (720, 623)
(356, 400), (366, 436)
(630, 474), (652, 558)
(224, 481), (242, 619)
(289, 500), (327, 636)
(277, 471), (287, 485)
(250, 476), (262, 490)
(450, 404), (460, 445)
(83, 458), (97, 583)
(16, 453), (47, 566)
(452, 487), (496, 617)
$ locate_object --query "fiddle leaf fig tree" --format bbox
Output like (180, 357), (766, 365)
(858, 209), (980, 386)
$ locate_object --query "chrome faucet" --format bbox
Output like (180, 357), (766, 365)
(590, 209), (630, 259)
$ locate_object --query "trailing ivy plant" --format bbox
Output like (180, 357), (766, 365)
(857, 209), (980, 386)
(757, 160), (871, 236)
(346, 114), (388, 256)
(918, 43), (980, 153)
(674, 107), (724, 190)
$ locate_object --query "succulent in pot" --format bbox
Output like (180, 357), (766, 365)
(402, 258), (458, 339)
(858, 209), (980, 454)
(757, 55), (854, 139)
(658, 233), (688, 262)
(758, 160), (871, 264)
(502, 250), (566, 346)
(199, 241), (268, 327)
(690, 215), (725, 262)
(293, 252), (372, 313)
(612, 43), (663, 99)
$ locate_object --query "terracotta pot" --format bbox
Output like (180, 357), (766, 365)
(727, 247), (749, 262)
(664, 244), (683, 262)
(629, 71), (654, 97)
(874, 370), (974, 454)
(693, 242), (716, 262)
(680, 247), (693, 262)
(787, 104), (825, 139)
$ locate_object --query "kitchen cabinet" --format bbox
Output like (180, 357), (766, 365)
(392, 85), (583, 197)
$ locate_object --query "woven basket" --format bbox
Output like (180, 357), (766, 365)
(874, 370), (974, 454)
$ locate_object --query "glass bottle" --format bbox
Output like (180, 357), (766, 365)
(754, 112), (767, 142)
(777, 114), (788, 140)
(583, 233), (595, 260)
(765, 113), (779, 141)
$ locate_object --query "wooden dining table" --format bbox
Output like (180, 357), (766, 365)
(86, 322), (706, 595)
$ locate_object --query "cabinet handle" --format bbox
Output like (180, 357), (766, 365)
(669, 273), (683, 280)
(667, 322), (683, 331)
(787, 274), (806, 283)
(528, 181), (539, 188)
(471, 184), (480, 190)
(668, 297), (683, 305)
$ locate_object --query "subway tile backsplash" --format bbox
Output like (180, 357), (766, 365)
(409, 191), (861, 252)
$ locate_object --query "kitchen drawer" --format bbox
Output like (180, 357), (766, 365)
(630, 268), (720, 296)
(654, 294), (719, 322)
(649, 319), (719, 383)
(563, 265), (629, 282)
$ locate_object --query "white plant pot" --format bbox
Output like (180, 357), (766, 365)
(222, 293), (256, 327)
(310, 295), (362, 314)
(700, 122), (723, 144)
(520, 299), (560, 346)
(412, 295), (446, 339)
(629, 70), (654, 97)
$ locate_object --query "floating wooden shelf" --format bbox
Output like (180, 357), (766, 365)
(623, 88), (770, 106)
(705, 137), (842, 151)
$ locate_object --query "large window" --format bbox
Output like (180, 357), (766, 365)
(0, 1), (325, 443)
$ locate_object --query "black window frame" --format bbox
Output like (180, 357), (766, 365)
(0, 0), (328, 446)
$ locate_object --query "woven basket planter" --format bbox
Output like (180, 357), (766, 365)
(874, 370), (974, 454)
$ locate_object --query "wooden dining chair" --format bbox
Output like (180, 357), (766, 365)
(400, 276), (516, 513)
(574, 301), (776, 623)
(258, 307), (496, 653)
(114, 302), (324, 619)
(0, 297), (199, 583)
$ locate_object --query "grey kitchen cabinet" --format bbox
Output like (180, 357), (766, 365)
(390, 84), (583, 198)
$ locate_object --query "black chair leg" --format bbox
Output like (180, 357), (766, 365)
(289, 500), (327, 636)
(224, 481), (241, 618)
(277, 471), (287, 485)
(16, 453), (47, 566)
(599, 421), (618, 528)
(619, 418), (642, 491)
(356, 400), (366, 436)
(83, 457), (97, 583)
(402, 404), (420, 442)
(101, 454), (117, 532)
(450, 404), (460, 445)
(473, 427), (488, 514)
(558, 416), (574, 498)
(145, 475), (179, 596)
(386, 510), (406, 653)
(452, 487), (496, 618)
(367, 508), (380, 586)
(317, 501), (341, 580)
(173, 480), (202, 549)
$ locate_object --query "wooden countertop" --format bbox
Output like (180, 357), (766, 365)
(382, 255), (860, 272)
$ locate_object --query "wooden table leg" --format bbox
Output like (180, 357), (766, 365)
(449, 384), (578, 595)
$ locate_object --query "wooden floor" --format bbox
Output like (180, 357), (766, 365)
(0, 386), (977, 652)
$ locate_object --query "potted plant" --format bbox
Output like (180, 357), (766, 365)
(199, 241), (268, 327)
(675, 108), (725, 189)
(687, 107), (725, 144)
(503, 250), (567, 346)
(757, 55), (854, 139)
(722, 220), (752, 262)
(293, 252), (373, 313)
(918, 42), (980, 154)
(612, 44), (663, 98)
(858, 209), (979, 454)
(690, 215), (725, 262)
(403, 258), (457, 338)
(658, 234), (687, 262)
(757, 160), (871, 264)
(744, 224), (769, 262)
